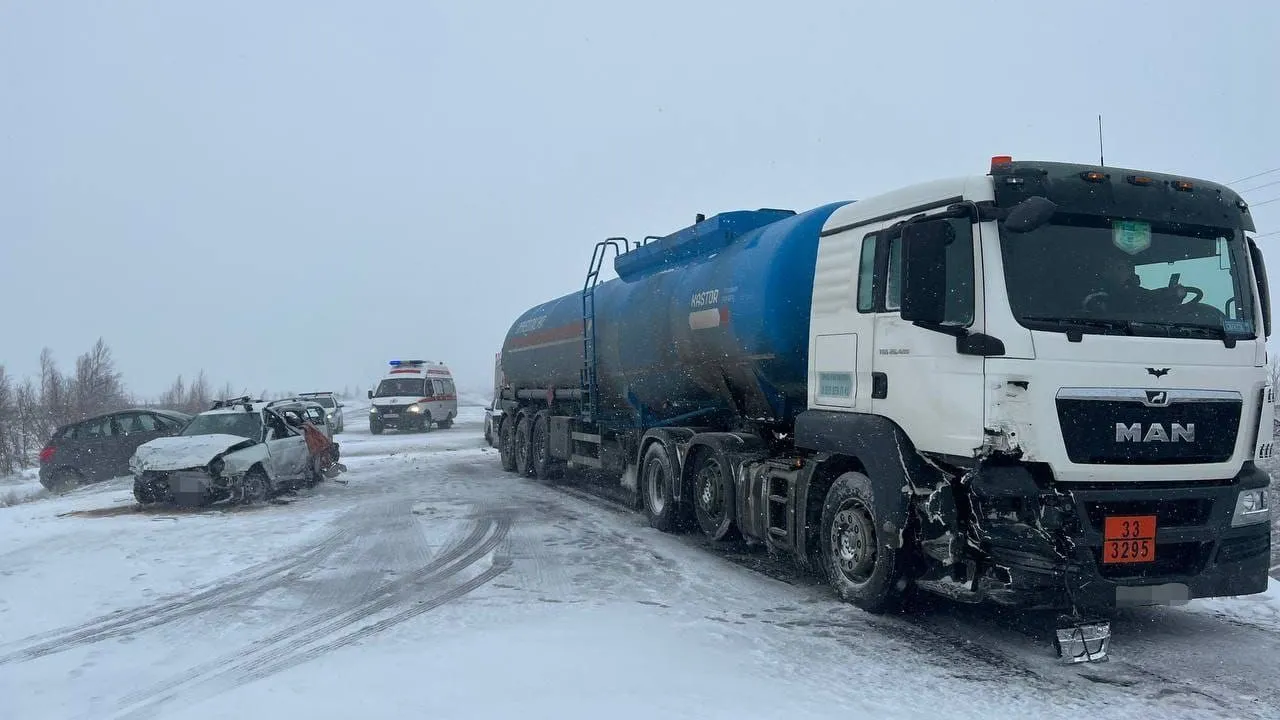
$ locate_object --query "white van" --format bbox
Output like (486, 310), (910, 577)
(366, 360), (458, 434)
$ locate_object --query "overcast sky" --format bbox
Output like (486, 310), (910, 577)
(2, 0), (1278, 398)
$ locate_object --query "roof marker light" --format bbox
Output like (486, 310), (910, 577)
(991, 155), (1014, 171)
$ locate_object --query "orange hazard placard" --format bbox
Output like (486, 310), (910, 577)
(1101, 515), (1157, 565)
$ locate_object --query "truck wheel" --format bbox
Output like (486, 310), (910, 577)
(514, 415), (534, 476)
(370, 418), (384, 435)
(531, 413), (553, 481)
(641, 442), (678, 532)
(498, 416), (517, 471)
(691, 447), (737, 541)
(819, 471), (908, 614)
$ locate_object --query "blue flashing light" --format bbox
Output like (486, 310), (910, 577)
(388, 360), (427, 367)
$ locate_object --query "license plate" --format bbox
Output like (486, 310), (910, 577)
(383, 413), (399, 419)
(1101, 514), (1157, 564)
(174, 472), (207, 494)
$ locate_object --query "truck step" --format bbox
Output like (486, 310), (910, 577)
(570, 454), (603, 469)
(768, 527), (788, 539)
(768, 494), (788, 504)
(571, 432), (602, 444)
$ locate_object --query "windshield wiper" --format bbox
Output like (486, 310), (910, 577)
(1127, 321), (1238, 348)
(1020, 315), (1134, 340)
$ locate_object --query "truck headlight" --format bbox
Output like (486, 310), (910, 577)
(1230, 489), (1270, 527)
(369, 408), (378, 414)
(407, 405), (422, 413)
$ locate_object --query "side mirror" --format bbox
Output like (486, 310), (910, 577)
(337, 403), (344, 408)
(900, 219), (952, 324)
(367, 390), (373, 399)
(1002, 195), (1057, 234)
(1248, 236), (1271, 338)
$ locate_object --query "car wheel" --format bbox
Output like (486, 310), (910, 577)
(42, 468), (83, 494)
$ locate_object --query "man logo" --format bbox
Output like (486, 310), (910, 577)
(1115, 423), (1194, 443)
(1144, 390), (1170, 406)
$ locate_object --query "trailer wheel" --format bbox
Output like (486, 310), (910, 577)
(531, 412), (553, 481)
(819, 471), (908, 614)
(690, 447), (737, 541)
(514, 415), (534, 476)
(641, 442), (678, 532)
(498, 415), (517, 472)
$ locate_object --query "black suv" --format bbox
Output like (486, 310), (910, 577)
(38, 408), (193, 492)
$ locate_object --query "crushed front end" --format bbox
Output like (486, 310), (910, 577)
(955, 458), (1271, 612)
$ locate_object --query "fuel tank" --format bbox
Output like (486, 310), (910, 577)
(501, 201), (853, 429)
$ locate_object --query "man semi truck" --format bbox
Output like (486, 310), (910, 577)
(494, 157), (1274, 661)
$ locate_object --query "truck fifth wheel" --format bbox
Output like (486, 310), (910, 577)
(495, 157), (1274, 663)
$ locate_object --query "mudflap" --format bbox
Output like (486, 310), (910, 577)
(1053, 613), (1111, 664)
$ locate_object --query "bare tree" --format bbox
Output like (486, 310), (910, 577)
(15, 379), (39, 465)
(185, 370), (210, 411)
(72, 338), (126, 418)
(0, 366), (16, 474)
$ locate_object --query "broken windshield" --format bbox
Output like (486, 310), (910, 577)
(1000, 213), (1256, 339)
(180, 412), (264, 440)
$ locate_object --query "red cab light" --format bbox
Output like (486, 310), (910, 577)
(991, 155), (1014, 171)
(1173, 180), (1194, 192)
(39, 445), (55, 464)
(1080, 170), (1108, 183)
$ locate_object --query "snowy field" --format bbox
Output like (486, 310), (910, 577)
(2, 402), (1279, 720)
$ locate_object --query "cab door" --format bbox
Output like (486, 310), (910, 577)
(868, 211), (987, 457)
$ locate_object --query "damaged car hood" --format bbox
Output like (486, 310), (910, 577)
(131, 434), (258, 472)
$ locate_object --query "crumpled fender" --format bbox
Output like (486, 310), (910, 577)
(221, 443), (271, 477)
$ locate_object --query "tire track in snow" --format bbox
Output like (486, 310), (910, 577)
(0, 529), (351, 665)
(110, 511), (511, 720)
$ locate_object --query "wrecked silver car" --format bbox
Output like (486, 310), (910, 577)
(129, 397), (333, 507)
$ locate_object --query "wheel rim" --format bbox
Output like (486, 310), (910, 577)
(831, 501), (876, 586)
(515, 422), (529, 471)
(533, 421), (547, 472)
(645, 459), (667, 516)
(695, 458), (726, 522)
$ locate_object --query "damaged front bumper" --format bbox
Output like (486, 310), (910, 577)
(134, 468), (242, 507)
(920, 460), (1272, 612)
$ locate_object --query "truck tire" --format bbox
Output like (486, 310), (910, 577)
(531, 412), (553, 481)
(514, 415), (534, 476)
(819, 471), (909, 614)
(641, 441), (678, 532)
(370, 418), (384, 435)
(498, 415), (517, 471)
(690, 447), (737, 541)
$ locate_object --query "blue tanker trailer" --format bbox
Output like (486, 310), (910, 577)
(493, 157), (1273, 664)
(500, 202), (851, 433)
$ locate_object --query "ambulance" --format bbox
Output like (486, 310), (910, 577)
(366, 360), (458, 434)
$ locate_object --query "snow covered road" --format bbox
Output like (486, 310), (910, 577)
(2, 404), (1278, 720)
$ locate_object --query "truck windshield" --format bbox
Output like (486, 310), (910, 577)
(375, 378), (426, 397)
(1000, 214), (1256, 340)
(180, 413), (264, 440)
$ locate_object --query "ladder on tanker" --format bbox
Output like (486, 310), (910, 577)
(579, 238), (626, 424)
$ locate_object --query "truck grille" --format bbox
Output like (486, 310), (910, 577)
(1056, 389), (1241, 465)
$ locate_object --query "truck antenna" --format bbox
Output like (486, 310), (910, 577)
(1097, 114), (1105, 167)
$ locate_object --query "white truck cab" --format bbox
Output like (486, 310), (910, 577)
(367, 360), (458, 433)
